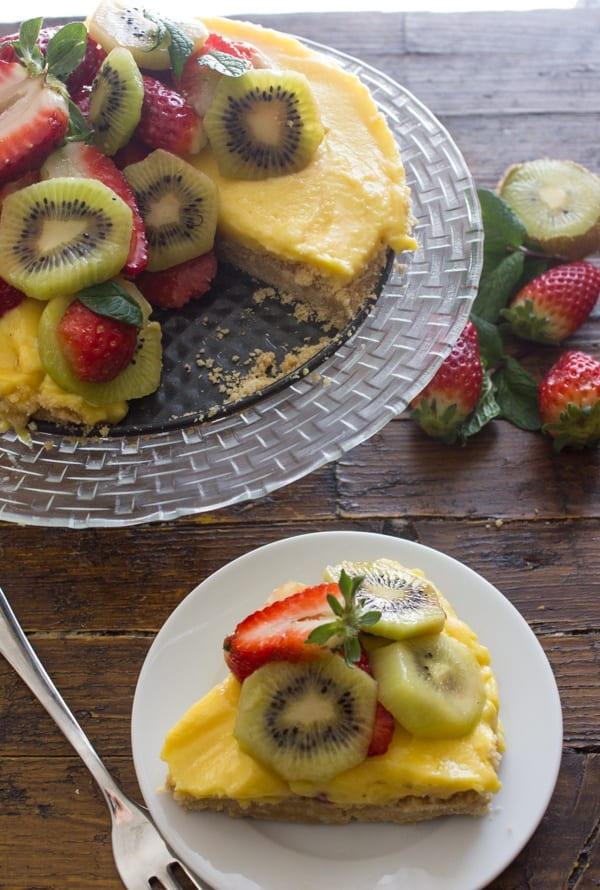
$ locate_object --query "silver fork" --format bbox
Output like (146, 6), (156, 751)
(0, 585), (213, 890)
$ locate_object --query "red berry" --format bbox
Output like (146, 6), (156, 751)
(136, 251), (217, 309)
(57, 300), (139, 384)
(0, 62), (69, 187)
(410, 319), (483, 443)
(538, 350), (600, 451)
(223, 583), (343, 682)
(0, 278), (25, 318)
(137, 76), (206, 156)
(503, 260), (600, 344)
(355, 649), (395, 756)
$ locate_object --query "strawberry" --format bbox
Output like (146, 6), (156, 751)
(0, 277), (25, 318)
(136, 251), (217, 309)
(0, 27), (106, 94)
(502, 260), (600, 345)
(57, 300), (140, 383)
(410, 319), (483, 443)
(355, 649), (395, 756)
(223, 583), (343, 681)
(136, 76), (207, 156)
(46, 142), (148, 277)
(0, 62), (69, 187)
(538, 350), (600, 451)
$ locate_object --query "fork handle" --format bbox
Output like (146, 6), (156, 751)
(0, 586), (126, 811)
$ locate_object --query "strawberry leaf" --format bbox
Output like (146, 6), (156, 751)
(12, 17), (45, 74)
(45, 22), (88, 82)
(305, 570), (381, 666)
(77, 282), (143, 328)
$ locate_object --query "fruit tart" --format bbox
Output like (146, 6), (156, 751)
(0, 2), (416, 437)
(161, 559), (504, 824)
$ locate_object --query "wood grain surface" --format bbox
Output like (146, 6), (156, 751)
(1, 8), (599, 890)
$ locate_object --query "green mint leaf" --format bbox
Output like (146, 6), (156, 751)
(494, 356), (541, 430)
(470, 311), (505, 369)
(142, 9), (193, 79)
(77, 283), (143, 328)
(13, 17), (45, 74)
(65, 98), (94, 142)
(197, 49), (251, 77)
(478, 188), (527, 254)
(140, 8), (169, 51)
(45, 22), (88, 81)
(473, 249), (525, 323)
(458, 371), (501, 440)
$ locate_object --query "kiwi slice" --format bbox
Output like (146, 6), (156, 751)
(370, 634), (485, 739)
(234, 656), (377, 783)
(124, 148), (218, 271)
(498, 158), (600, 260)
(0, 177), (133, 301)
(325, 559), (446, 641)
(89, 46), (144, 157)
(37, 280), (162, 405)
(86, 0), (208, 71)
(204, 68), (325, 180)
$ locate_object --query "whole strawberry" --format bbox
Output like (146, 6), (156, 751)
(57, 300), (139, 383)
(410, 319), (483, 443)
(538, 350), (600, 451)
(502, 260), (600, 345)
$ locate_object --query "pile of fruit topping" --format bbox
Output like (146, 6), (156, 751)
(410, 157), (600, 452)
(223, 559), (487, 783)
(0, 1), (325, 423)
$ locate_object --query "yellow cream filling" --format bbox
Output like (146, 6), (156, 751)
(161, 586), (503, 807)
(0, 299), (127, 436)
(194, 17), (417, 286)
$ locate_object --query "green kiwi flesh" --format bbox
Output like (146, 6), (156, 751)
(89, 46), (144, 156)
(370, 634), (485, 739)
(234, 656), (377, 782)
(498, 158), (600, 259)
(0, 177), (133, 301)
(325, 559), (446, 641)
(124, 148), (218, 271)
(86, 0), (208, 71)
(38, 282), (162, 404)
(204, 68), (325, 180)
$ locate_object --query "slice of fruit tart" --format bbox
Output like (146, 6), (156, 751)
(161, 559), (504, 824)
(0, 2), (416, 438)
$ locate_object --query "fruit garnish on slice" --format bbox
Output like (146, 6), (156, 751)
(89, 46), (144, 156)
(41, 141), (148, 277)
(223, 582), (343, 682)
(176, 33), (259, 119)
(123, 148), (218, 271)
(0, 177), (133, 300)
(86, 0), (208, 72)
(498, 158), (600, 260)
(233, 655), (378, 782)
(324, 559), (446, 641)
(204, 68), (325, 180)
(370, 633), (485, 739)
(306, 570), (382, 665)
(38, 279), (162, 404)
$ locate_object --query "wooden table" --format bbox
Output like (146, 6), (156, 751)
(1, 8), (599, 889)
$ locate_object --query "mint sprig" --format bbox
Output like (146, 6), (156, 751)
(142, 9), (194, 80)
(77, 282), (144, 328)
(306, 570), (381, 666)
(196, 49), (251, 78)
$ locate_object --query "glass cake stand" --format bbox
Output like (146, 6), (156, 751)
(0, 39), (483, 528)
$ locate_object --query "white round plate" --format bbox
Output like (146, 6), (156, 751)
(0, 34), (482, 528)
(131, 530), (562, 890)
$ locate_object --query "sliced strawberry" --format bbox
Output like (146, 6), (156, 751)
(57, 299), (140, 383)
(223, 582), (343, 682)
(136, 251), (217, 309)
(136, 76), (206, 156)
(0, 277), (25, 318)
(356, 648), (395, 756)
(44, 142), (148, 277)
(0, 28), (106, 95)
(0, 62), (69, 187)
(112, 136), (149, 170)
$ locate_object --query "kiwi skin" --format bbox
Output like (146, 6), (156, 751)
(498, 158), (600, 260)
